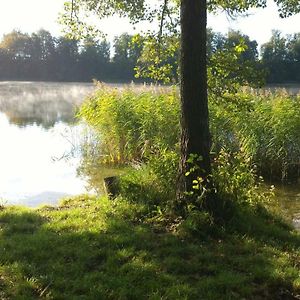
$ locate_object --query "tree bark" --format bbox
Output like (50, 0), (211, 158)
(177, 0), (211, 206)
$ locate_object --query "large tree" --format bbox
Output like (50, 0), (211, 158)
(61, 0), (300, 210)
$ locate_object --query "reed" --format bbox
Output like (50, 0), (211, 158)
(79, 85), (300, 182)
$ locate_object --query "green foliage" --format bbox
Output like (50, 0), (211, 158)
(118, 149), (179, 208)
(6, 26), (300, 85)
(208, 90), (300, 181)
(77, 86), (300, 229)
(0, 29), (111, 82)
(208, 0), (300, 17)
(147, 149), (179, 195)
(115, 146), (276, 220)
(134, 34), (180, 83)
(178, 209), (215, 237)
(79, 86), (300, 182)
(60, 0), (300, 85)
(133, 29), (264, 85)
(262, 30), (300, 83)
(183, 154), (212, 208)
(208, 42), (265, 96)
(222, 91), (300, 181)
(78, 85), (180, 165)
(213, 149), (275, 207)
(112, 33), (143, 80)
(78, 85), (287, 215)
(61, 0), (300, 34)
(118, 165), (162, 206)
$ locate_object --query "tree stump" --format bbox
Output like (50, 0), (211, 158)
(103, 176), (120, 199)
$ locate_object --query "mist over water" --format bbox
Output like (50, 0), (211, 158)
(0, 81), (95, 127)
(0, 81), (95, 207)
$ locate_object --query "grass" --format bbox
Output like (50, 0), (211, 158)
(0, 196), (299, 299)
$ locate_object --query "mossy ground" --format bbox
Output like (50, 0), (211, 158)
(0, 195), (299, 299)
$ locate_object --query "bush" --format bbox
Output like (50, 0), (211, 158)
(212, 149), (275, 208)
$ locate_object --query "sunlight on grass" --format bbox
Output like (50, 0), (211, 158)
(0, 195), (299, 299)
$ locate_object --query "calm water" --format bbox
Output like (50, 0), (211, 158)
(275, 185), (300, 231)
(265, 84), (300, 95)
(0, 81), (95, 207)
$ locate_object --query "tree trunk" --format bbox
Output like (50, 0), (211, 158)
(177, 0), (211, 207)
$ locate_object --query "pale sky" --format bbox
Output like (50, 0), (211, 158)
(0, 0), (299, 47)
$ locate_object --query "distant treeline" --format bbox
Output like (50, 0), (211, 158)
(208, 29), (300, 84)
(0, 30), (140, 82)
(0, 29), (300, 84)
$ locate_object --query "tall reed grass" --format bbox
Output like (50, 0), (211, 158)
(78, 85), (300, 183)
(213, 91), (300, 181)
(78, 85), (180, 165)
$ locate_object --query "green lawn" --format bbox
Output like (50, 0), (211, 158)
(0, 195), (299, 299)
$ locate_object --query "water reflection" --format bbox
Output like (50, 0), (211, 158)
(275, 185), (300, 231)
(0, 81), (95, 206)
(0, 81), (94, 128)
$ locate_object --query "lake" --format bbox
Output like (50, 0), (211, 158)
(0, 81), (95, 207)
(265, 84), (300, 95)
(0, 81), (299, 230)
(275, 184), (300, 231)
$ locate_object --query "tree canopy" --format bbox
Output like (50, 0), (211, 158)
(61, 0), (300, 27)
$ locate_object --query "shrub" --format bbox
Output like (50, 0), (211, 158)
(212, 149), (274, 208)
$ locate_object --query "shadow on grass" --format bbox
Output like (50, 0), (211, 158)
(0, 203), (299, 299)
(228, 205), (300, 249)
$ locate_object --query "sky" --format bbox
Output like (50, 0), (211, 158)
(0, 0), (300, 47)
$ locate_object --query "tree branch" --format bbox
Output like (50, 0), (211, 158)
(159, 0), (169, 39)
(71, 0), (74, 22)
